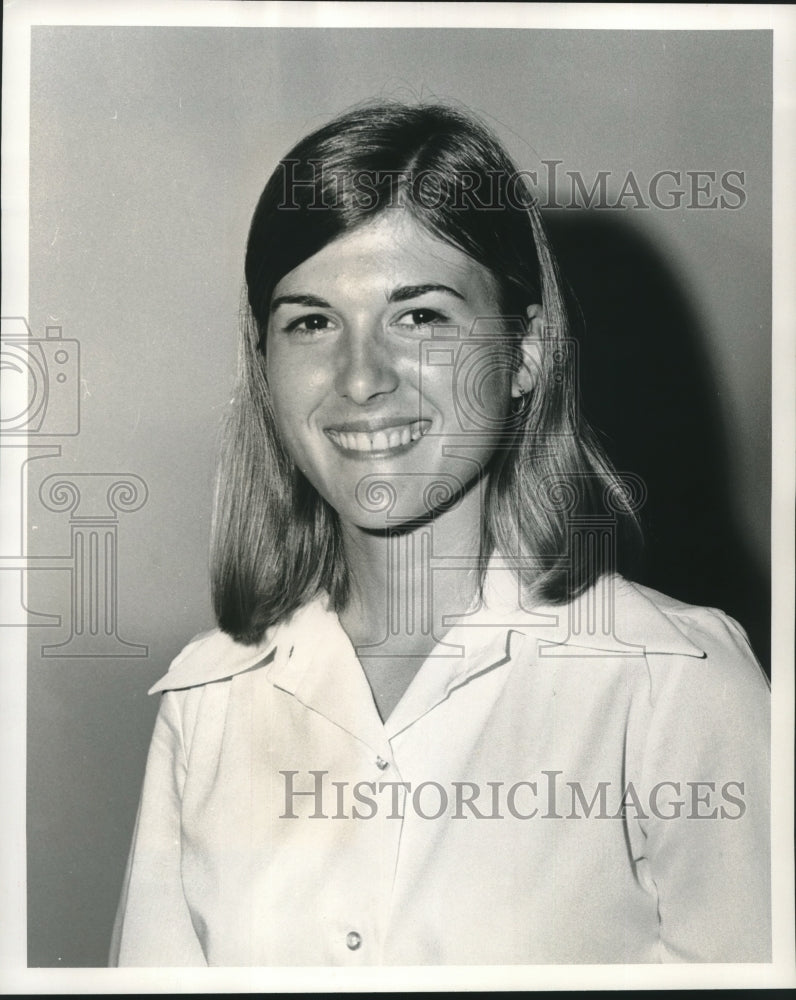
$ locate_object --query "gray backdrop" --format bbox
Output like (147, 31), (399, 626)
(25, 27), (771, 966)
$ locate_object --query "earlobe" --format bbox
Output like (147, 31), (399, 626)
(511, 304), (544, 398)
(525, 303), (544, 335)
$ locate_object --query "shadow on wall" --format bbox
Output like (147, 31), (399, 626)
(544, 209), (770, 677)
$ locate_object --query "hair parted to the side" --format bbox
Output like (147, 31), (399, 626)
(211, 101), (639, 644)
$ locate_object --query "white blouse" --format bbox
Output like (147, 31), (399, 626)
(110, 570), (770, 966)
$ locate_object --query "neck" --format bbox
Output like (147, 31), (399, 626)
(338, 481), (487, 652)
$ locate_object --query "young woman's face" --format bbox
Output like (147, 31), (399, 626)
(265, 211), (517, 530)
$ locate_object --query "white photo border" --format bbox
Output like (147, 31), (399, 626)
(2, 0), (794, 992)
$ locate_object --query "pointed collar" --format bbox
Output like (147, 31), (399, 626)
(149, 568), (705, 699)
(472, 563), (707, 659)
(148, 624), (282, 695)
(149, 599), (390, 754)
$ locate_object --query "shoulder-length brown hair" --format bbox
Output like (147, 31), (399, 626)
(211, 101), (638, 644)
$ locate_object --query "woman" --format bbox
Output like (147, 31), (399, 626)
(110, 103), (770, 966)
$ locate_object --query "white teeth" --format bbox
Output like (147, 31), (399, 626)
(328, 420), (429, 454)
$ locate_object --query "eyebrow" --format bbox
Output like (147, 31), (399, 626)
(269, 284), (465, 313)
(387, 284), (465, 303)
(270, 293), (331, 312)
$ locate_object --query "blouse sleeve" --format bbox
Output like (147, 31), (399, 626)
(635, 608), (771, 963)
(109, 690), (207, 966)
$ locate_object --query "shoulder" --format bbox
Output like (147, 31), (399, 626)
(628, 577), (752, 642)
(613, 579), (769, 763)
(620, 577), (768, 689)
(556, 573), (766, 684)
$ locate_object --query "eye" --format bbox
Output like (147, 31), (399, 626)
(284, 313), (334, 334)
(393, 307), (447, 329)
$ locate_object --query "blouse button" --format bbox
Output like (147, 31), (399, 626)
(346, 930), (362, 950)
(375, 756), (389, 770)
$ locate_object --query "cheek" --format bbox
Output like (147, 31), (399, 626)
(438, 355), (513, 432)
(266, 347), (323, 426)
(474, 365), (513, 410)
(265, 364), (307, 464)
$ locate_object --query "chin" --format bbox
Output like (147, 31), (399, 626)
(330, 475), (471, 534)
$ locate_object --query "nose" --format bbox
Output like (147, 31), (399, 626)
(334, 325), (399, 405)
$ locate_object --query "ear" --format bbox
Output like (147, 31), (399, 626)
(511, 304), (544, 398)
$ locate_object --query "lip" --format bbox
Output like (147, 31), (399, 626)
(325, 416), (425, 433)
(324, 418), (431, 457)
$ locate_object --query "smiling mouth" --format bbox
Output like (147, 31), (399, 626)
(325, 419), (431, 454)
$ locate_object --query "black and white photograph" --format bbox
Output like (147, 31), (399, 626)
(1, 0), (794, 992)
